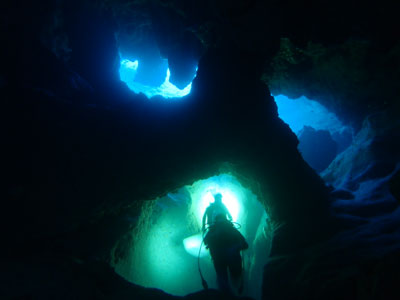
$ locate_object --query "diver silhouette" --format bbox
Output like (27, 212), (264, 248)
(202, 194), (248, 294)
(202, 193), (232, 232)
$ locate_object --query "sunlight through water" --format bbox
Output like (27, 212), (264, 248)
(119, 58), (195, 99)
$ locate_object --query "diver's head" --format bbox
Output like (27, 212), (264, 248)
(213, 193), (222, 204)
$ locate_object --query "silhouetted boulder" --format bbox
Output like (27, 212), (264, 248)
(298, 126), (337, 172)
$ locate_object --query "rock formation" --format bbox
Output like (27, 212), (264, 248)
(1, 1), (399, 299)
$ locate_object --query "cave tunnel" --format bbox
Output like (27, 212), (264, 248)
(117, 27), (198, 99)
(118, 57), (197, 99)
(2, 1), (400, 300)
(273, 95), (354, 173)
(112, 174), (269, 299)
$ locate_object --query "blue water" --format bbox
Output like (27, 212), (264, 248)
(274, 95), (348, 136)
(119, 58), (196, 99)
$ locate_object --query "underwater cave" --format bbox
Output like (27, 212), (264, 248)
(117, 29), (198, 99)
(273, 95), (354, 173)
(118, 58), (196, 99)
(112, 174), (269, 299)
(2, 1), (400, 300)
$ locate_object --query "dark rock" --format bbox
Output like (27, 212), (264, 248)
(332, 200), (398, 219)
(64, 5), (119, 92)
(330, 189), (355, 200)
(298, 126), (338, 172)
(263, 236), (400, 300)
(389, 170), (400, 202)
(1, 254), (254, 300)
(1, 29), (92, 99)
(1, 1), (400, 299)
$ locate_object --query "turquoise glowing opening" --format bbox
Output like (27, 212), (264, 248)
(197, 185), (240, 223)
(182, 174), (246, 259)
(113, 174), (267, 297)
(189, 174), (245, 227)
(119, 58), (196, 99)
(182, 176), (242, 258)
(274, 95), (346, 136)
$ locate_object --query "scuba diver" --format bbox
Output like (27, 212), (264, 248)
(202, 193), (232, 231)
(201, 194), (248, 294)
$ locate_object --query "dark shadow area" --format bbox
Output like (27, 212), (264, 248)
(1, 1), (400, 300)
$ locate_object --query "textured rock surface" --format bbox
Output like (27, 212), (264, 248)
(263, 112), (400, 300)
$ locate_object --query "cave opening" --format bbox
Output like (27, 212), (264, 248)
(117, 33), (198, 99)
(119, 57), (197, 99)
(274, 94), (354, 173)
(112, 174), (271, 299)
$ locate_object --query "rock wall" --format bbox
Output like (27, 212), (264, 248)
(1, 1), (399, 299)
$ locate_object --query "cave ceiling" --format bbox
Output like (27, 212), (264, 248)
(6, 0), (399, 125)
(1, 0), (399, 243)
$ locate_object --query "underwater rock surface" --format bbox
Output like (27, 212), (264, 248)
(1, 1), (400, 300)
(263, 111), (400, 299)
(297, 126), (337, 172)
(1, 257), (254, 300)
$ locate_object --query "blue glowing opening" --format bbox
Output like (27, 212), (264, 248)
(119, 58), (197, 99)
(274, 95), (346, 136)
(274, 94), (353, 171)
